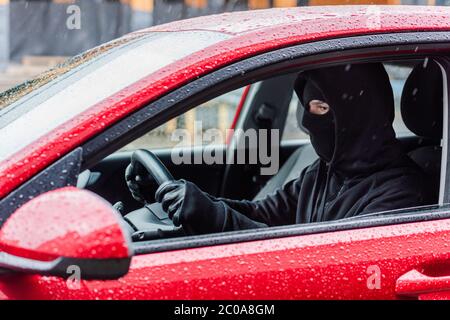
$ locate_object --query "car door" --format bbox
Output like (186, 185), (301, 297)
(3, 211), (450, 300)
(80, 56), (450, 300)
(118, 217), (450, 300)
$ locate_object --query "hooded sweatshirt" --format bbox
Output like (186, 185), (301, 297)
(202, 63), (431, 231)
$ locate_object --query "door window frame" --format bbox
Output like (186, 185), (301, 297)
(437, 57), (450, 205)
(86, 35), (450, 254)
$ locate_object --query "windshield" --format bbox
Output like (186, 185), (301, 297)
(0, 30), (230, 162)
(0, 33), (144, 111)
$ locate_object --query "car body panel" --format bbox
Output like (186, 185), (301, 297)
(148, 5), (450, 35)
(1, 6), (450, 300)
(2, 5), (450, 198)
(1, 218), (450, 299)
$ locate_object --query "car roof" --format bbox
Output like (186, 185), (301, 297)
(144, 5), (450, 36)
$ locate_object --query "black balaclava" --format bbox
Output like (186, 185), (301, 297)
(299, 79), (335, 162)
(295, 63), (402, 176)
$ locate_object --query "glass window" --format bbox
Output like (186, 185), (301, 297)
(281, 63), (413, 141)
(281, 93), (308, 141)
(120, 87), (244, 150)
(386, 63), (414, 136)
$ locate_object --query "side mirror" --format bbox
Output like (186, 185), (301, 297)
(0, 187), (132, 280)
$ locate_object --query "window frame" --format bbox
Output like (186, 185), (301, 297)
(80, 33), (450, 254)
(436, 57), (450, 205)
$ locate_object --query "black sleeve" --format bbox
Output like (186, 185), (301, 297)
(359, 173), (429, 216)
(209, 169), (305, 227)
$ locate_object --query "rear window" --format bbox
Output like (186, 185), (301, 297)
(281, 63), (413, 141)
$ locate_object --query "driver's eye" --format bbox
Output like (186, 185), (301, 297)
(309, 100), (330, 115)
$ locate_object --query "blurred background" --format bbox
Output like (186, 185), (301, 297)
(0, 0), (442, 91)
(0, 0), (429, 147)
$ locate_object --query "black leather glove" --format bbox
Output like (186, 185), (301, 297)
(125, 161), (154, 203)
(155, 179), (268, 235)
(155, 180), (225, 234)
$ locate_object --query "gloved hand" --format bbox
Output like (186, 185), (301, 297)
(155, 180), (227, 235)
(125, 162), (154, 203)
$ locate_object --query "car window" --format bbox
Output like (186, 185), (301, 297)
(281, 63), (413, 141)
(120, 87), (245, 150)
(386, 63), (414, 136)
(281, 94), (307, 141)
(78, 54), (446, 248)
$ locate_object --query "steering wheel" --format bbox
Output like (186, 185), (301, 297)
(128, 149), (174, 189)
(123, 149), (184, 241)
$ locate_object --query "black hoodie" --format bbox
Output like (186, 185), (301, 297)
(155, 63), (432, 235)
(206, 63), (431, 230)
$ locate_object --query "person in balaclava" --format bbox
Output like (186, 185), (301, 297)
(129, 63), (431, 235)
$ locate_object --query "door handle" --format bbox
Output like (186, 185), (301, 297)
(396, 269), (450, 298)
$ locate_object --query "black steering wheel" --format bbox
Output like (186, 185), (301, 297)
(128, 149), (174, 188)
(123, 149), (184, 241)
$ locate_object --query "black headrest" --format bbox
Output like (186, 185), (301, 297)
(401, 60), (443, 140)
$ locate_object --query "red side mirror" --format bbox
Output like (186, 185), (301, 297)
(0, 187), (132, 279)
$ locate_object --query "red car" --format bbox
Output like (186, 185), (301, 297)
(1, 5), (450, 300)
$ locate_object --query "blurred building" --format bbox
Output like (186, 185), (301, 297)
(0, 0), (8, 70)
(0, 0), (439, 68)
